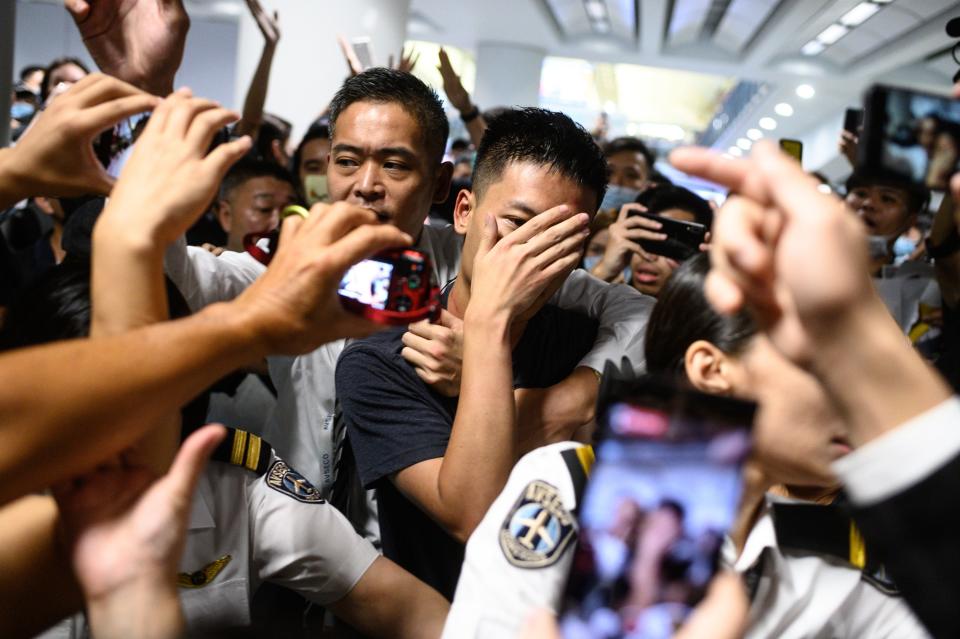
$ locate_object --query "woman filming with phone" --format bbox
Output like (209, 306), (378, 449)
(642, 254), (929, 639)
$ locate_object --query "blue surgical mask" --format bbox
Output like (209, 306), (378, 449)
(582, 255), (601, 271)
(11, 102), (34, 121)
(600, 185), (641, 213)
(893, 235), (917, 259)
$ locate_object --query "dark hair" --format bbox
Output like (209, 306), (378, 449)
(291, 122), (331, 176)
(845, 170), (930, 216)
(472, 107), (608, 211)
(219, 159), (299, 202)
(644, 254), (756, 376)
(19, 65), (44, 81)
(251, 113), (293, 165)
(604, 136), (656, 172)
(659, 499), (686, 522)
(41, 57), (89, 101)
(450, 138), (470, 152)
(328, 68), (449, 164)
(636, 185), (714, 228)
(0, 261), (192, 352)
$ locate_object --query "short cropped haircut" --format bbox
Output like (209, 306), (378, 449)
(845, 169), (930, 216)
(636, 185), (714, 228)
(328, 68), (449, 164)
(19, 65), (44, 81)
(219, 159), (299, 202)
(604, 136), (656, 171)
(471, 107), (608, 212)
(292, 122), (331, 175)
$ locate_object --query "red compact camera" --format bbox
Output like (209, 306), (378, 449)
(243, 228), (440, 326)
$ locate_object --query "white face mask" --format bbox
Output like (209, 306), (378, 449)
(303, 174), (329, 206)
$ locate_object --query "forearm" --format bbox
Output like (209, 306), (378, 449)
(87, 579), (183, 639)
(0, 303), (263, 505)
(0, 496), (84, 638)
(810, 298), (952, 447)
(464, 116), (487, 149)
(516, 367), (598, 454)
(0, 148), (32, 209)
(236, 45), (276, 138)
(439, 312), (516, 537)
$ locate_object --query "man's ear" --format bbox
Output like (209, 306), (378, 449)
(215, 200), (232, 233)
(452, 189), (475, 235)
(432, 161), (454, 204)
(684, 340), (737, 396)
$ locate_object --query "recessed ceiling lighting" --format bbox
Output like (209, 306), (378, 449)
(816, 23), (849, 45)
(728, 146), (743, 157)
(747, 128), (763, 141)
(840, 2), (880, 27)
(871, 0), (892, 4)
(584, 0), (607, 20)
(796, 84), (816, 99)
(759, 117), (778, 130)
(775, 103), (794, 117)
(801, 40), (826, 56)
(737, 138), (752, 150)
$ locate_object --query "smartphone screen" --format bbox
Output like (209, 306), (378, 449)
(779, 138), (803, 164)
(351, 37), (374, 70)
(339, 259), (394, 310)
(559, 381), (753, 639)
(862, 84), (960, 191)
(844, 108), (864, 134)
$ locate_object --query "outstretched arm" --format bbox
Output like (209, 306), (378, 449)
(438, 48), (486, 148)
(235, 0), (281, 139)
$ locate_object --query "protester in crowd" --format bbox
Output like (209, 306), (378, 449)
(644, 254), (928, 638)
(437, 48), (487, 148)
(291, 122), (332, 204)
(337, 107), (607, 599)
(599, 136), (656, 213)
(19, 64), (45, 94)
(214, 159), (299, 252)
(40, 56), (89, 103)
(672, 139), (958, 638)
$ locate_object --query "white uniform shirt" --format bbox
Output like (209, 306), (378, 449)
(725, 495), (929, 639)
(443, 442), (594, 639)
(39, 450), (379, 638)
(165, 224), (652, 490)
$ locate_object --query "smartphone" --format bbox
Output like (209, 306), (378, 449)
(859, 84), (960, 191)
(351, 37), (375, 71)
(559, 377), (754, 639)
(631, 210), (707, 262)
(843, 108), (864, 135)
(779, 138), (803, 164)
(338, 248), (441, 324)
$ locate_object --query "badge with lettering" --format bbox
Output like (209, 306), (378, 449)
(499, 480), (576, 569)
(177, 555), (232, 589)
(266, 460), (325, 503)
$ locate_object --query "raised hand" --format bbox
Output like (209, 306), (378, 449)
(54, 425), (226, 639)
(591, 203), (667, 282)
(338, 35), (365, 77)
(0, 73), (160, 203)
(246, 0), (279, 46)
(437, 48), (472, 113)
(389, 47), (420, 74)
(96, 89), (252, 248)
(401, 310), (464, 397)
(64, 0), (189, 96)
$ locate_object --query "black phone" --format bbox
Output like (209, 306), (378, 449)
(631, 210), (707, 261)
(844, 108), (864, 135)
(779, 138), (803, 163)
(558, 376), (754, 638)
(859, 84), (960, 191)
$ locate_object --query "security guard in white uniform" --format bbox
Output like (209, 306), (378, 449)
(728, 494), (930, 639)
(443, 441), (594, 638)
(42, 428), (382, 637)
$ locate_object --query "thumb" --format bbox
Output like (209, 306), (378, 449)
(161, 424), (226, 507)
(64, 0), (90, 21)
(478, 214), (498, 257)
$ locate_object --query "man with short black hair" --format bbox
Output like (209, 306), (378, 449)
(215, 159), (299, 252)
(602, 136), (657, 212)
(337, 108), (616, 598)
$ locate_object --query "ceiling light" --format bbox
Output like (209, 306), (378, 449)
(801, 40), (826, 56)
(759, 117), (777, 130)
(796, 84), (816, 99)
(728, 146), (743, 157)
(737, 138), (752, 150)
(747, 128), (763, 141)
(840, 2), (880, 27)
(584, 0), (607, 20)
(774, 103), (794, 117)
(816, 23), (849, 45)
(871, 0), (893, 4)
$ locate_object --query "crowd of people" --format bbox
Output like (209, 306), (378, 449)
(2, 1), (960, 638)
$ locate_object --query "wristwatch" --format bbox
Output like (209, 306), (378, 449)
(460, 105), (481, 124)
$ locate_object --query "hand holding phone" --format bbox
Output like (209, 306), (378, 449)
(629, 209), (707, 262)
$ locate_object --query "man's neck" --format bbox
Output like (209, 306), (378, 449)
(448, 275), (528, 348)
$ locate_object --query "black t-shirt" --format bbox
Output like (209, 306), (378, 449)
(336, 303), (598, 599)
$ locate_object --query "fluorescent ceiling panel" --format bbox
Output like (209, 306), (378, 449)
(713, 0), (782, 53)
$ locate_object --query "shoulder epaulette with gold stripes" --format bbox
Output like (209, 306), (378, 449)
(208, 428), (272, 475)
(561, 445), (595, 514)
